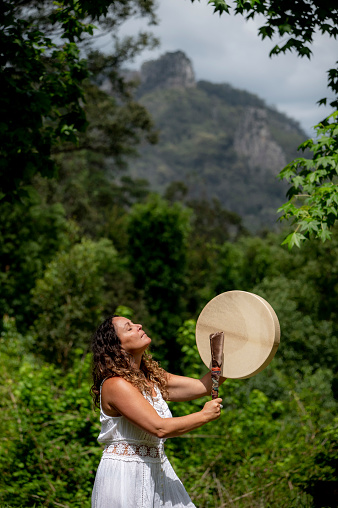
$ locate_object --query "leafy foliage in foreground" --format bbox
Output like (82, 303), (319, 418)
(0, 318), (101, 508)
(278, 112), (338, 248)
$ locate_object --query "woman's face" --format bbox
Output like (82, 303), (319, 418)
(112, 316), (151, 356)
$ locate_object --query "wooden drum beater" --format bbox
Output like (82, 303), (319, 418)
(210, 332), (224, 399)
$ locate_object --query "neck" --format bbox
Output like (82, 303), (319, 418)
(130, 352), (143, 370)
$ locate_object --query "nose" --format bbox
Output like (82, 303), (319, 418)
(136, 323), (142, 330)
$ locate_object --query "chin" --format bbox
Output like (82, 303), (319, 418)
(143, 334), (151, 345)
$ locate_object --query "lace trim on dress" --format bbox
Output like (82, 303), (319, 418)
(102, 441), (165, 463)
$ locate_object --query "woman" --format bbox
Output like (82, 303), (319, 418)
(91, 315), (225, 508)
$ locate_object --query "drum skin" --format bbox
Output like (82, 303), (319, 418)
(196, 290), (280, 379)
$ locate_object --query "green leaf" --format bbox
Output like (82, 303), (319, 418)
(292, 176), (304, 189)
(207, 0), (230, 14)
(317, 226), (332, 242)
(281, 232), (306, 249)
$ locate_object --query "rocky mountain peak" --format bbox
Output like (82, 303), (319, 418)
(139, 51), (196, 94)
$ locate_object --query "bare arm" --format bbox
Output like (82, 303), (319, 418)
(101, 377), (222, 439)
(165, 371), (227, 402)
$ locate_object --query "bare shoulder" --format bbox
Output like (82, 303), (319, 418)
(101, 377), (143, 417)
(101, 377), (149, 405)
(102, 376), (139, 395)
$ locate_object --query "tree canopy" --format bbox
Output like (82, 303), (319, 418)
(0, 0), (157, 200)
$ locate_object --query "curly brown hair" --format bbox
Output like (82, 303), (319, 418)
(91, 315), (169, 408)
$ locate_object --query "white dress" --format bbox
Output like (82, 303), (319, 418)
(91, 383), (196, 508)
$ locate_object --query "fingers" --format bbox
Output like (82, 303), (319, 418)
(216, 398), (223, 411)
(214, 398), (222, 407)
(203, 398), (223, 420)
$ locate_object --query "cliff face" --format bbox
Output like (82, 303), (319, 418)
(234, 107), (287, 173)
(138, 51), (196, 95)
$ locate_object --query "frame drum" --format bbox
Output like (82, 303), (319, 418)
(196, 290), (280, 379)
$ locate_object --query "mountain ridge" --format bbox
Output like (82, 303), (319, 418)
(116, 51), (307, 231)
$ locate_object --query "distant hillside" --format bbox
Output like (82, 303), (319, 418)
(118, 51), (307, 232)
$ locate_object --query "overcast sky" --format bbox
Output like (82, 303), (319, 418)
(98, 0), (337, 136)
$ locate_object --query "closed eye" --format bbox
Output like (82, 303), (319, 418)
(123, 321), (133, 332)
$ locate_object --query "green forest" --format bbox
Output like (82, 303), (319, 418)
(1, 1), (338, 507)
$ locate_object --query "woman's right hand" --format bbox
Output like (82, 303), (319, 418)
(201, 398), (223, 422)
